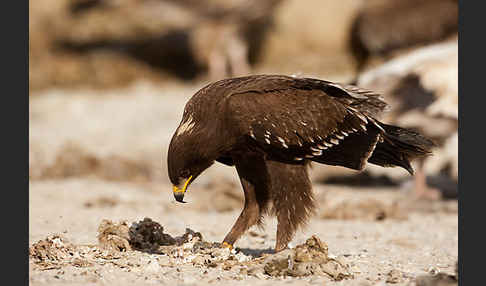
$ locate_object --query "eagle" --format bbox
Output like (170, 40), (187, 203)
(167, 74), (434, 252)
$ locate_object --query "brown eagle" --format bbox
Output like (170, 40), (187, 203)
(167, 74), (434, 251)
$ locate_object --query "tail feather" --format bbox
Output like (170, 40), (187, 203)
(368, 122), (435, 175)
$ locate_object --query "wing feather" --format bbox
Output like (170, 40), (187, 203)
(225, 84), (382, 164)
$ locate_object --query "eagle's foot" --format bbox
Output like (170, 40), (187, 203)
(221, 241), (233, 250)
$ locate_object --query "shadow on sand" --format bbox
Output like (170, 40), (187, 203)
(236, 247), (275, 258)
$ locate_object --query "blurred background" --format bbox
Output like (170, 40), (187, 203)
(29, 0), (458, 205)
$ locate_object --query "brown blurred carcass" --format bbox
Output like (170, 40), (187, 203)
(356, 40), (458, 200)
(349, 0), (458, 74)
(29, 0), (196, 91)
(29, 0), (283, 91)
(173, 0), (284, 81)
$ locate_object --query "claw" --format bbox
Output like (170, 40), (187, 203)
(222, 242), (233, 250)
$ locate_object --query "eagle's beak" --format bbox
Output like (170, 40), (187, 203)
(173, 186), (186, 203)
(173, 176), (192, 203)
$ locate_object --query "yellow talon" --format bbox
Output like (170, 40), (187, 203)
(222, 242), (233, 249)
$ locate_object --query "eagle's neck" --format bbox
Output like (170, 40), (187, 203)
(174, 110), (228, 162)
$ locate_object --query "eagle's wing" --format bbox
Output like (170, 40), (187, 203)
(225, 80), (388, 169)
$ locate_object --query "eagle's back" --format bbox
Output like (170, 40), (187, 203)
(185, 74), (387, 120)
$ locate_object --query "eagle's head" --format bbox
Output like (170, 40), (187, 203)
(167, 117), (215, 203)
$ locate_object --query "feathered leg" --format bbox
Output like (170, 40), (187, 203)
(266, 161), (316, 252)
(223, 154), (270, 247)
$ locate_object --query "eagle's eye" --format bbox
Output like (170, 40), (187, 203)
(180, 170), (190, 179)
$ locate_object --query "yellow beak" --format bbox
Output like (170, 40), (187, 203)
(173, 176), (192, 203)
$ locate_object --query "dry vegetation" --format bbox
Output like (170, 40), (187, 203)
(31, 216), (457, 285)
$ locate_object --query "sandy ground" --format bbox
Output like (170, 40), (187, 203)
(29, 83), (458, 285)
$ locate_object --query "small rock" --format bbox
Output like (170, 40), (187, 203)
(263, 249), (294, 276)
(288, 262), (321, 277)
(428, 266), (441, 275)
(386, 269), (403, 284)
(99, 234), (131, 253)
(29, 234), (76, 263)
(234, 252), (251, 263)
(305, 236), (329, 254)
(210, 248), (231, 260)
(191, 255), (207, 266)
(320, 260), (352, 281)
(72, 258), (93, 268)
(175, 228), (203, 245)
(294, 247), (313, 262)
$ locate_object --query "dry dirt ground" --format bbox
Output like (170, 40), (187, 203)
(29, 82), (458, 286)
